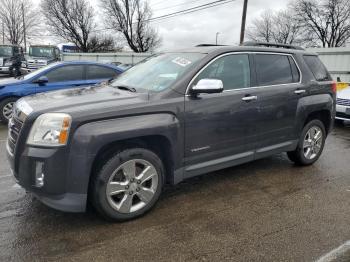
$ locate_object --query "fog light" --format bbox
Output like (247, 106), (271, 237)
(35, 162), (44, 187)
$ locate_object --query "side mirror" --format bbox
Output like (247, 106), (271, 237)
(191, 79), (224, 95)
(33, 76), (48, 85)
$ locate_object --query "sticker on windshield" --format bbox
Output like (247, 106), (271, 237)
(159, 73), (178, 79)
(172, 57), (192, 67)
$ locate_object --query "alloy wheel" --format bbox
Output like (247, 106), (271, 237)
(303, 126), (323, 160)
(105, 159), (159, 214)
(2, 102), (15, 120)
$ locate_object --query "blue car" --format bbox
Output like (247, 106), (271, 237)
(0, 61), (123, 123)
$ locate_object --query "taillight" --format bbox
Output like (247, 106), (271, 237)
(331, 81), (337, 93)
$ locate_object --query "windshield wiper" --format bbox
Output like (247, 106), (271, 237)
(115, 85), (137, 93)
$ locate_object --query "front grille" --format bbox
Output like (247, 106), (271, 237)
(7, 116), (24, 155)
(27, 61), (47, 70)
(337, 98), (350, 106)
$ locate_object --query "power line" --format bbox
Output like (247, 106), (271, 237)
(149, 0), (235, 23)
(29, 0), (235, 38)
(153, 0), (208, 12)
(93, 0), (234, 32)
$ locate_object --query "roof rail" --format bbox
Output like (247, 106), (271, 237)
(195, 44), (228, 47)
(242, 41), (305, 51)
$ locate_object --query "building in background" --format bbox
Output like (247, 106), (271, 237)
(309, 47), (350, 83)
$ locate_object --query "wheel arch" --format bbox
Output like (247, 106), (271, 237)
(90, 135), (175, 186)
(296, 94), (334, 135)
(303, 110), (332, 134)
(0, 95), (21, 103)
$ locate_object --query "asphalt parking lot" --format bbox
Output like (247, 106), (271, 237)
(0, 122), (350, 262)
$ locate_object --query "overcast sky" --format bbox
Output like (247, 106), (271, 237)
(31, 0), (291, 50)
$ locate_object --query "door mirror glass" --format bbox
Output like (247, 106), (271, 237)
(191, 79), (224, 94)
(33, 76), (49, 85)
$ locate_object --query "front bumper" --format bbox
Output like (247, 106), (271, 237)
(336, 104), (350, 121)
(6, 142), (87, 212)
(0, 66), (10, 74)
(21, 67), (37, 74)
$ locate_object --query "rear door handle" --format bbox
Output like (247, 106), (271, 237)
(294, 89), (306, 94)
(242, 95), (258, 102)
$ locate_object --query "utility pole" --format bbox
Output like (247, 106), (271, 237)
(239, 0), (248, 45)
(21, 3), (27, 51)
(216, 32), (220, 45)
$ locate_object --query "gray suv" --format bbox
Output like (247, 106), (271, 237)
(7, 43), (336, 221)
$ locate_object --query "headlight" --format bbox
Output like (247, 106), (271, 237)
(5, 61), (12, 66)
(27, 113), (72, 147)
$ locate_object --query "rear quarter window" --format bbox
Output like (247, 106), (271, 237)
(303, 55), (331, 81)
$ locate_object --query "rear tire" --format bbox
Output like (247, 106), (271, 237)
(287, 119), (326, 166)
(91, 148), (164, 222)
(0, 97), (18, 124)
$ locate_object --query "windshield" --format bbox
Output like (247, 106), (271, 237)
(20, 62), (59, 80)
(29, 47), (54, 58)
(0, 46), (13, 57)
(111, 53), (206, 92)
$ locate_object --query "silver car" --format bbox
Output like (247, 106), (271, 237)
(336, 87), (350, 121)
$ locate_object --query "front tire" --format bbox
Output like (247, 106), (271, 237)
(91, 148), (164, 221)
(0, 97), (18, 124)
(287, 119), (326, 166)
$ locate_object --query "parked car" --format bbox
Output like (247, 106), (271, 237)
(0, 61), (123, 123)
(336, 86), (350, 122)
(7, 43), (336, 221)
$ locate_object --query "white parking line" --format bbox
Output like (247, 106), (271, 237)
(317, 241), (350, 262)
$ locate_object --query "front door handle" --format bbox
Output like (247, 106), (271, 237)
(294, 89), (306, 94)
(242, 95), (258, 102)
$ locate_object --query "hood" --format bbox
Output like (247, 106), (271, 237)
(0, 77), (24, 87)
(21, 84), (149, 117)
(337, 86), (350, 99)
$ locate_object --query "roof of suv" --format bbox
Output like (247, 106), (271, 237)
(175, 45), (317, 56)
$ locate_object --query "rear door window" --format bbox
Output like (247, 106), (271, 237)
(255, 54), (294, 86)
(303, 55), (330, 81)
(86, 65), (120, 80)
(45, 65), (85, 82)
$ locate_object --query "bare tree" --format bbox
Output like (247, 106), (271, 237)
(273, 11), (301, 44)
(0, 0), (38, 45)
(41, 0), (114, 52)
(247, 10), (302, 44)
(87, 35), (123, 52)
(100, 0), (161, 52)
(293, 0), (350, 47)
(247, 10), (274, 43)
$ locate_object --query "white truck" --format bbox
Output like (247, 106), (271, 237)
(24, 45), (61, 72)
